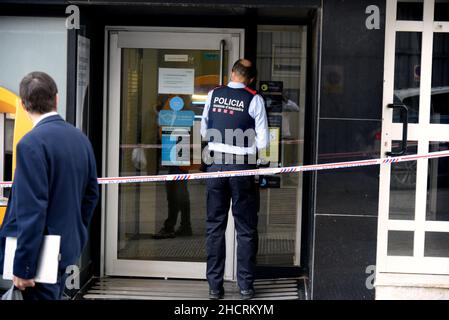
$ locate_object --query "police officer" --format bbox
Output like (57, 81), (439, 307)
(201, 59), (269, 300)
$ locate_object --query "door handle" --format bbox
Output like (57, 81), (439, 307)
(219, 40), (226, 86)
(386, 103), (408, 157)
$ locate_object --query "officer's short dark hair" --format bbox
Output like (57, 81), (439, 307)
(232, 59), (257, 81)
(19, 71), (58, 114)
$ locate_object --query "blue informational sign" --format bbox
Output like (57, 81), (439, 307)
(259, 175), (281, 188)
(161, 127), (191, 166)
(169, 96), (184, 111)
(159, 97), (193, 166)
(158, 110), (195, 127)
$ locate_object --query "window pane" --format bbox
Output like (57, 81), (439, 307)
(430, 33), (449, 124)
(435, 0), (449, 22)
(394, 32), (422, 124)
(427, 142), (449, 221)
(388, 231), (414, 256)
(0, 17), (67, 118)
(425, 232), (449, 257)
(256, 26), (306, 266)
(397, 1), (424, 21)
(118, 48), (224, 262)
(389, 141), (417, 220)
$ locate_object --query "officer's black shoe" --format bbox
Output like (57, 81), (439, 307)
(175, 226), (193, 237)
(240, 288), (255, 300)
(152, 228), (175, 239)
(209, 288), (225, 300)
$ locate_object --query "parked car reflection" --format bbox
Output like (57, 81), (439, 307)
(393, 86), (449, 124)
(390, 86), (449, 190)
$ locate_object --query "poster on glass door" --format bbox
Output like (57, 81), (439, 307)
(158, 68), (195, 95)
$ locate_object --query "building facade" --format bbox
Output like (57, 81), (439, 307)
(0, 0), (448, 300)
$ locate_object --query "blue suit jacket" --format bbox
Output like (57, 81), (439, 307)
(0, 115), (99, 279)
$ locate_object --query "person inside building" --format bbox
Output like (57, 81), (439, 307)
(201, 59), (269, 300)
(152, 96), (193, 239)
(153, 165), (192, 239)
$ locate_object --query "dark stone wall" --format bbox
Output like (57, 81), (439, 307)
(312, 0), (386, 300)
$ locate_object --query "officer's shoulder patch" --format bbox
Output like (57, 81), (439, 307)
(243, 87), (257, 95)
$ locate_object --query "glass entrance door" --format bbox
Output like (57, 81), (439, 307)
(377, 0), (449, 282)
(254, 25), (307, 275)
(104, 27), (243, 278)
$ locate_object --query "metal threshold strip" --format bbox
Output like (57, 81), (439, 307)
(81, 277), (305, 300)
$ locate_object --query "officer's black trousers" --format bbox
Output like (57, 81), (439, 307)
(206, 163), (259, 291)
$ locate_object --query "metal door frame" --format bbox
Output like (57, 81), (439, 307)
(102, 26), (244, 279)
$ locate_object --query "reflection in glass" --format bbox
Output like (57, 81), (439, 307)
(430, 34), (449, 124)
(425, 232), (449, 257)
(389, 141), (417, 220)
(397, 1), (424, 21)
(427, 142), (449, 221)
(118, 48), (224, 262)
(387, 230), (414, 256)
(394, 32), (422, 124)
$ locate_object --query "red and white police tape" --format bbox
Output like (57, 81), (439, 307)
(1, 150), (449, 188)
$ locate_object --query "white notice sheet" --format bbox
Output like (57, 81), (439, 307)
(158, 68), (195, 95)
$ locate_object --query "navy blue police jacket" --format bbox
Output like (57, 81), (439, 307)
(208, 86), (256, 148)
(0, 114), (99, 279)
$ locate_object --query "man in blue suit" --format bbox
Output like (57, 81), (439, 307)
(0, 71), (99, 300)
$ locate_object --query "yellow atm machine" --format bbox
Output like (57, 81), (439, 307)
(0, 87), (34, 225)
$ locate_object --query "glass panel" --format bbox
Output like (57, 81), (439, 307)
(430, 33), (449, 124)
(427, 142), (449, 221)
(435, 0), (449, 21)
(397, 1), (424, 21)
(2, 118), (14, 199)
(388, 230), (414, 256)
(256, 26), (306, 266)
(389, 141), (417, 220)
(257, 175), (299, 265)
(394, 32), (422, 124)
(425, 232), (449, 257)
(0, 17), (68, 118)
(118, 48), (225, 262)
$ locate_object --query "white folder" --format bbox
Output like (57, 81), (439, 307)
(2, 235), (61, 284)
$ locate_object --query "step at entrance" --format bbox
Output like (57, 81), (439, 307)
(81, 277), (306, 300)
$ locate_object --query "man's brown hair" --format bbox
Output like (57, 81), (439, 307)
(19, 71), (58, 114)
